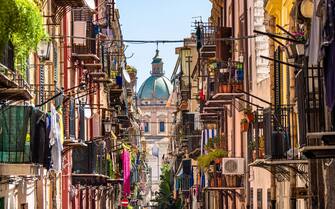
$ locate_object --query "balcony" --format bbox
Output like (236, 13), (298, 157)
(72, 140), (109, 185)
(0, 43), (32, 101)
(248, 106), (309, 182)
(207, 175), (244, 189)
(263, 106), (296, 160)
(197, 22), (232, 61)
(0, 106), (48, 166)
(296, 65), (335, 158)
(205, 61), (244, 103)
(205, 158), (244, 190)
(0, 42), (16, 88)
(71, 8), (100, 62)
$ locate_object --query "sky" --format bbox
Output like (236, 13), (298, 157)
(117, 0), (211, 90)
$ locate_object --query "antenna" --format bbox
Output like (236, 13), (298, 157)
(192, 16), (203, 23)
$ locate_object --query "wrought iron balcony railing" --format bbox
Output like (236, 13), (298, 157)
(263, 106), (296, 160)
(0, 106), (49, 164)
(71, 8), (99, 61)
(72, 141), (108, 176)
(195, 22), (232, 61)
(207, 61), (244, 98)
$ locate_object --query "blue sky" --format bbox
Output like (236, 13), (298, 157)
(117, 0), (211, 90)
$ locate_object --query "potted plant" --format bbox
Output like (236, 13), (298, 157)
(244, 107), (254, 122)
(126, 65), (137, 81)
(240, 118), (248, 132)
(232, 80), (243, 92)
(197, 149), (227, 170)
(0, 0), (47, 75)
(215, 158), (222, 164)
(220, 83), (232, 93)
(235, 81), (243, 92)
(218, 69), (232, 93)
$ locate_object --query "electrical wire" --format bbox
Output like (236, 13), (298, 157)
(50, 34), (261, 44)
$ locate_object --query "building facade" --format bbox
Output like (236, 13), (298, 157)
(138, 50), (176, 199)
(169, 0), (333, 209)
(0, 0), (145, 209)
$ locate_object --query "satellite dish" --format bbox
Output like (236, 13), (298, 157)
(123, 69), (131, 83)
(84, 0), (95, 10)
(84, 104), (92, 118)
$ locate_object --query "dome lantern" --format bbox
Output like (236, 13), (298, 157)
(151, 50), (164, 76)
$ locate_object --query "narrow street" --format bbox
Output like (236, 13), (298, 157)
(0, 0), (334, 209)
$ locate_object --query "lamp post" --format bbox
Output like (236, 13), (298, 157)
(104, 117), (113, 151)
(37, 40), (51, 105)
(104, 118), (112, 133)
(37, 40), (51, 61)
(300, 0), (313, 19)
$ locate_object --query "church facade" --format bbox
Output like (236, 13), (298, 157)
(138, 50), (175, 196)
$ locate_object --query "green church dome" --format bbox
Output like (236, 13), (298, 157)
(138, 75), (172, 100)
(138, 50), (172, 101)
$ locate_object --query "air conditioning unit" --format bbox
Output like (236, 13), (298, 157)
(222, 158), (245, 175)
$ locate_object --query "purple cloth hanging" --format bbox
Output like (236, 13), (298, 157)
(323, 0), (335, 109)
(324, 41), (335, 109)
(121, 149), (131, 197)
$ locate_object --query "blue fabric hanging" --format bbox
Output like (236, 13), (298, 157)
(201, 172), (205, 188)
(190, 167), (194, 187)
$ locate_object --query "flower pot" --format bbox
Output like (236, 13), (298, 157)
(215, 158), (222, 165)
(220, 84), (231, 93)
(232, 83), (243, 92)
(241, 122), (248, 132)
(246, 113), (254, 123)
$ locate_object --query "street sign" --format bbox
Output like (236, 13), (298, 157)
(121, 199), (129, 207)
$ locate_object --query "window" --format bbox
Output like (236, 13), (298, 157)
(257, 188), (263, 209)
(159, 121), (165, 132)
(144, 122), (149, 133)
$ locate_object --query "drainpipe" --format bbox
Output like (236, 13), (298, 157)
(243, 0), (251, 208)
(62, 9), (70, 209)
